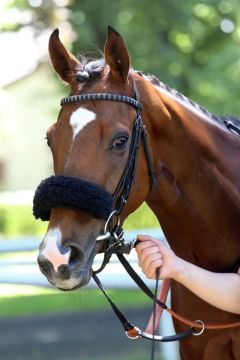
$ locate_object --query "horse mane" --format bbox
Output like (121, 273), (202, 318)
(75, 55), (240, 128)
(141, 72), (240, 128)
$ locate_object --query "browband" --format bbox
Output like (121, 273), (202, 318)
(60, 92), (143, 110)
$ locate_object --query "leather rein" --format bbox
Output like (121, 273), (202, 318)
(60, 89), (240, 351)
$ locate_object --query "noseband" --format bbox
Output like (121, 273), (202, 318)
(33, 175), (113, 221)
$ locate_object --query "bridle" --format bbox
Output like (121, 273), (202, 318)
(34, 86), (240, 360)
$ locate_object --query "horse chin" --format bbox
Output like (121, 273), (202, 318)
(54, 268), (92, 291)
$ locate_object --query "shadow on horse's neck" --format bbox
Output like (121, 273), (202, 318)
(137, 75), (240, 271)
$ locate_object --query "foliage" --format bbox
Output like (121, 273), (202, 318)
(0, 204), (47, 236)
(124, 202), (159, 229)
(1, 0), (240, 115)
(0, 202), (158, 236)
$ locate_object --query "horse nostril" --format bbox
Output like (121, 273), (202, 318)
(58, 264), (71, 279)
(37, 255), (53, 275)
(69, 245), (83, 267)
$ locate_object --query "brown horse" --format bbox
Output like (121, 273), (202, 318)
(35, 27), (240, 359)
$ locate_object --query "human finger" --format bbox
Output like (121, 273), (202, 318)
(139, 252), (163, 272)
(135, 240), (156, 257)
(137, 234), (160, 245)
(141, 258), (163, 279)
(137, 245), (162, 266)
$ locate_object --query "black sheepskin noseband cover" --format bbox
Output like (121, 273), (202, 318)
(33, 175), (114, 221)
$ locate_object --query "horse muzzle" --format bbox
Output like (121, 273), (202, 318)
(37, 220), (102, 290)
(33, 175), (114, 289)
(37, 239), (94, 290)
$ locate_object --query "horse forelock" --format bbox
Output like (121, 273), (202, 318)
(75, 55), (106, 83)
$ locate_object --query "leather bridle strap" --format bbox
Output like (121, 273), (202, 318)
(92, 272), (195, 342)
(112, 114), (147, 213)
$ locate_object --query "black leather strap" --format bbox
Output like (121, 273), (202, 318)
(92, 272), (135, 332)
(117, 253), (167, 309)
(113, 115), (145, 213)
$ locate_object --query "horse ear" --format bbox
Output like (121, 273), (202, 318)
(48, 29), (81, 84)
(104, 26), (130, 84)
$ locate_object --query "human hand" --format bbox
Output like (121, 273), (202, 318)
(135, 234), (181, 280)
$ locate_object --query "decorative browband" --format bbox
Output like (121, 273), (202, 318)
(60, 93), (143, 110)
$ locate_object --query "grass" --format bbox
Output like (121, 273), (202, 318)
(0, 285), (151, 318)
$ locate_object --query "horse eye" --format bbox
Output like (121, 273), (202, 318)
(112, 135), (129, 149)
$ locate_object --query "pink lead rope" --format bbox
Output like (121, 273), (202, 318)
(146, 278), (172, 334)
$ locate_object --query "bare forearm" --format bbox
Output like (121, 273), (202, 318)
(174, 258), (240, 314)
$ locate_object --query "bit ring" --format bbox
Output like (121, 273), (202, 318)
(192, 320), (205, 336)
(104, 210), (120, 234)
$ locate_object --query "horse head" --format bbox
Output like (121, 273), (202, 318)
(35, 27), (153, 290)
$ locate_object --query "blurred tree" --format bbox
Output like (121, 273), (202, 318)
(0, 0), (58, 33)
(1, 0), (240, 115)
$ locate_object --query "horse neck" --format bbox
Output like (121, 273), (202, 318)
(137, 76), (240, 270)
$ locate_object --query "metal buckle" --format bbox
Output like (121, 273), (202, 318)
(126, 327), (141, 340)
(192, 320), (205, 336)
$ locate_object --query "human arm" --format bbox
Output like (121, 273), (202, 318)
(136, 234), (240, 315)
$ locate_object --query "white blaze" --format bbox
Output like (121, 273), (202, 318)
(70, 107), (96, 141)
(42, 227), (70, 272)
